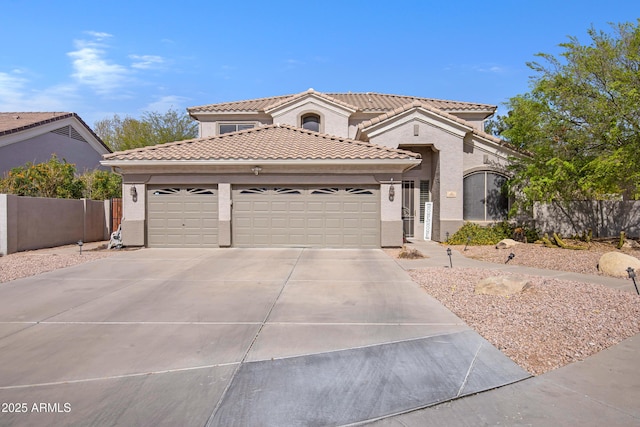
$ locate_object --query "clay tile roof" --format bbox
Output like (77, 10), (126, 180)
(103, 124), (421, 162)
(0, 112), (76, 134)
(357, 101), (474, 131)
(0, 112), (110, 151)
(188, 91), (497, 114)
(264, 88), (358, 112)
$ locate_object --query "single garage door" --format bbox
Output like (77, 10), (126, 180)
(147, 186), (218, 247)
(232, 186), (379, 248)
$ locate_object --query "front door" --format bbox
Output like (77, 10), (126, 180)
(402, 181), (415, 238)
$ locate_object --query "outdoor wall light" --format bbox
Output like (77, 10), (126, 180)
(388, 179), (395, 201)
(130, 185), (138, 202)
(626, 267), (639, 295)
(251, 166), (262, 176)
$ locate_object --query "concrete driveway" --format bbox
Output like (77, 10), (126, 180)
(0, 249), (528, 426)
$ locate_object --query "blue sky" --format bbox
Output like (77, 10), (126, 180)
(1, 0), (638, 126)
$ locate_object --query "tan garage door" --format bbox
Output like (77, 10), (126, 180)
(232, 186), (379, 248)
(147, 186), (218, 247)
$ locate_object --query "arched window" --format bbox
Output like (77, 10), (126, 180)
(301, 113), (320, 132)
(463, 171), (509, 221)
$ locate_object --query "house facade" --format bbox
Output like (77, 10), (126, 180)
(102, 90), (518, 248)
(0, 112), (111, 175)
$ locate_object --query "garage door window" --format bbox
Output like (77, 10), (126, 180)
(275, 188), (301, 195)
(311, 188), (339, 194)
(346, 188), (373, 195)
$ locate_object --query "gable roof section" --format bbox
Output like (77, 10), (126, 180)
(264, 89), (358, 114)
(188, 91), (496, 115)
(355, 101), (520, 152)
(103, 124), (420, 163)
(0, 112), (110, 152)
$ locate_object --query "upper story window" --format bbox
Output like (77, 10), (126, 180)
(301, 114), (321, 132)
(219, 123), (255, 135)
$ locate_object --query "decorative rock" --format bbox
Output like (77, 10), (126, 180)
(496, 239), (520, 249)
(475, 276), (531, 296)
(622, 240), (640, 249)
(597, 252), (640, 277)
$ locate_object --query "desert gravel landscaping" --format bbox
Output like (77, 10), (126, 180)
(406, 242), (640, 375)
(0, 244), (119, 283)
(452, 241), (640, 275)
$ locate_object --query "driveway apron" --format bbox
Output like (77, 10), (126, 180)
(0, 248), (528, 426)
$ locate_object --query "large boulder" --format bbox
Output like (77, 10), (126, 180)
(598, 252), (640, 278)
(496, 239), (520, 249)
(475, 276), (531, 296)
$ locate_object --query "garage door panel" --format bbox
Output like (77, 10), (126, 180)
(147, 186), (218, 248)
(232, 186), (379, 248)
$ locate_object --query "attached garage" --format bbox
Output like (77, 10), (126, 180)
(232, 186), (380, 248)
(147, 186), (218, 247)
(102, 124), (421, 248)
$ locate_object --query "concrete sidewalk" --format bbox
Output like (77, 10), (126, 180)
(371, 240), (640, 426)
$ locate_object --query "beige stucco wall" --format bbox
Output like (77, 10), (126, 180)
(462, 135), (511, 175)
(366, 114), (467, 241)
(270, 100), (350, 137)
(0, 195), (109, 255)
(120, 182), (146, 246)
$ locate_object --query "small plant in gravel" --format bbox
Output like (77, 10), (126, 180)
(397, 246), (425, 259)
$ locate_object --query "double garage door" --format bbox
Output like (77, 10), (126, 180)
(147, 185), (380, 248)
(232, 186), (379, 248)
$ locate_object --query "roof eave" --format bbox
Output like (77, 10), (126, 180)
(101, 158), (421, 167)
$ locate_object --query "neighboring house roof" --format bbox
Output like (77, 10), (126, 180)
(0, 112), (110, 152)
(103, 124), (421, 162)
(187, 89), (496, 115)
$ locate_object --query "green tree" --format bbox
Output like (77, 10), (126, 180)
(0, 155), (85, 198)
(94, 108), (198, 152)
(81, 169), (122, 200)
(499, 20), (640, 211)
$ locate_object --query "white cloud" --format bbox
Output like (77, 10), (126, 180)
(473, 65), (507, 74)
(67, 36), (130, 95)
(130, 54), (165, 70)
(84, 31), (113, 40)
(0, 71), (79, 111)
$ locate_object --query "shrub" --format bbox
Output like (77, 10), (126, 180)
(448, 222), (529, 246)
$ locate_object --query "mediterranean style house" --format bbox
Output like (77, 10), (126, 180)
(0, 112), (110, 175)
(102, 89), (519, 248)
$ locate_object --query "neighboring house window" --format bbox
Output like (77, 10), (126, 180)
(301, 114), (320, 132)
(463, 171), (509, 221)
(219, 123), (255, 134)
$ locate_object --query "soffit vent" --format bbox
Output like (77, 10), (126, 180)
(51, 125), (88, 143)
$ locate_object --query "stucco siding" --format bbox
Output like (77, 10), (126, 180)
(0, 133), (106, 175)
(270, 101), (350, 137)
